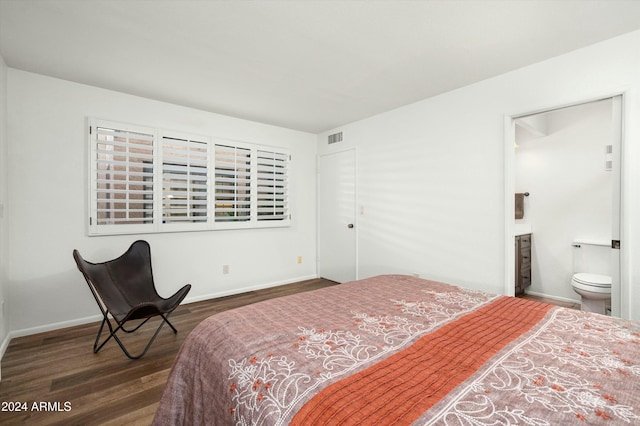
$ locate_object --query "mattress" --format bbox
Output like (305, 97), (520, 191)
(153, 275), (640, 425)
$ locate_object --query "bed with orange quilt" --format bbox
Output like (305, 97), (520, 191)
(153, 275), (640, 425)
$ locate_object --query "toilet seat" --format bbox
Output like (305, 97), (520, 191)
(572, 273), (611, 288)
(571, 272), (611, 297)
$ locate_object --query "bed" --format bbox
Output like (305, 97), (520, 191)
(153, 275), (640, 425)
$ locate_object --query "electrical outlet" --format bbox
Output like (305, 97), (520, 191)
(297, 256), (302, 264)
(223, 265), (229, 274)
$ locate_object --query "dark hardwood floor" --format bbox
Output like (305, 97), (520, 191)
(0, 278), (338, 425)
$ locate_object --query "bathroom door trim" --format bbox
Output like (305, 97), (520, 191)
(503, 92), (627, 317)
(610, 95), (623, 317)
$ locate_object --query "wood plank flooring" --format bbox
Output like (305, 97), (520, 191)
(0, 278), (577, 425)
(0, 278), (338, 425)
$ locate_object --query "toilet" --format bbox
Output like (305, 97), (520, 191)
(571, 241), (611, 315)
(571, 273), (611, 314)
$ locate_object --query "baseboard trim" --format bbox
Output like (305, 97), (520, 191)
(6, 274), (319, 340)
(183, 274), (319, 304)
(0, 332), (10, 358)
(0, 331), (10, 380)
(10, 314), (104, 339)
(524, 290), (580, 305)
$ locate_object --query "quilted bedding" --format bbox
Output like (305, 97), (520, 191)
(153, 275), (640, 425)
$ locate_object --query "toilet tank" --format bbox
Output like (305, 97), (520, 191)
(572, 240), (611, 276)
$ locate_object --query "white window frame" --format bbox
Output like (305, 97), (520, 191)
(89, 119), (157, 236)
(212, 138), (291, 230)
(213, 140), (253, 227)
(159, 130), (212, 233)
(87, 118), (291, 236)
(256, 148), (289, 222)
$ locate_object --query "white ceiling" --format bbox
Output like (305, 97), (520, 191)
(2, 0), (640, 134)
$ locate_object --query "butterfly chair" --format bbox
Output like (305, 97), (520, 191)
(73, 240), (191, 359)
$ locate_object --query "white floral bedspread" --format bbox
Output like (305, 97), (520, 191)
(153, 275), (640, 425)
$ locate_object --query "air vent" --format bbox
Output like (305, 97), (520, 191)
(328, 132), (343, 144)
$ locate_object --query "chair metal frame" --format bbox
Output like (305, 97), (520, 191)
(73, 240), (191, 359)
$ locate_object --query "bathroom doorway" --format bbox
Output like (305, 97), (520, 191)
(504, 95), (623, 317)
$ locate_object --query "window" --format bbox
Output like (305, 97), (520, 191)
(91, 121), (156, 234)
(161, 132), (209, 228)
(88, 118), (290, 235)
(214, 144), (251, 223)
(257, 149), (288, 221)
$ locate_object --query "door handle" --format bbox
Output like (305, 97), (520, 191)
(347, 224), (354, 229)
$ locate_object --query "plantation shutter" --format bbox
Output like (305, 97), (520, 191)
(257, 149), (289, 221)
(89, 118), (291, 234)
(162, 135), (209, 224)
(214, 144), (252, 222)
(94, 125), (155, 227)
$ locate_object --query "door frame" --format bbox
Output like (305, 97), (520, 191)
(503, 92), (627, 317)
(317, 147), (358, 282)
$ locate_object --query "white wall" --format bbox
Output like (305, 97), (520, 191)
(515, 100), (613, 301)
(7, 70), (318, 335)
(0, 54), (9, 362)
(317, 30), (640, 321)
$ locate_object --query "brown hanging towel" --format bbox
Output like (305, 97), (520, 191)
(515, 193), (525, 219)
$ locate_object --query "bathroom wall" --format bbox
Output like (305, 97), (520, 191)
(515, 99), (613, 301)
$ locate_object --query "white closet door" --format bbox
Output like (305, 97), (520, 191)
(318, 149), (356, 283)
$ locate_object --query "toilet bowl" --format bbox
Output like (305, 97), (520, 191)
(571, 272), (611, 315)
